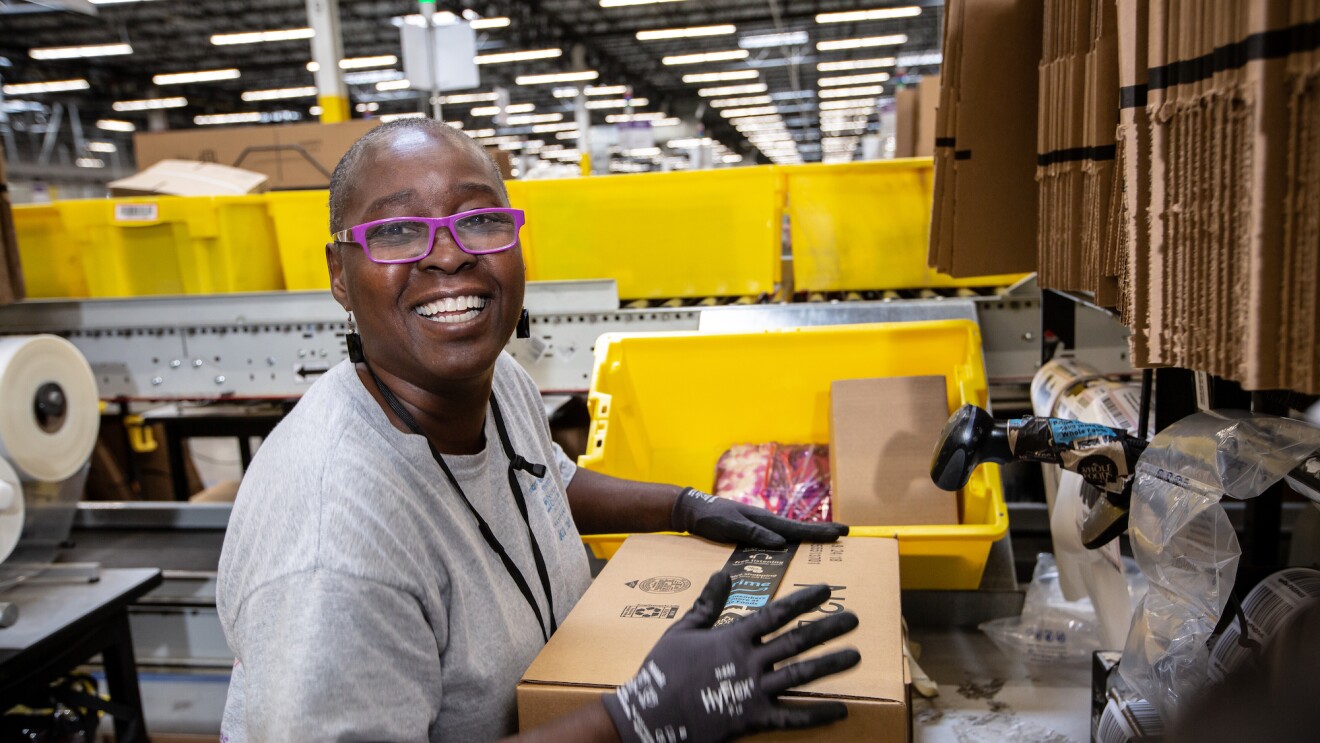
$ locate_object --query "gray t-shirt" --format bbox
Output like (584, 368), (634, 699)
(217, 354), (593, 742)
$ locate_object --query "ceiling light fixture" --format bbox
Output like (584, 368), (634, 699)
(818, 85), (884, 98)
(816, 34), (907, 51)
(819, 72), (890, 87)
(112, 96), (187, 111)
(506, 113), (564, 125)
(816, 57), (896, 72)
(241, 86), (318, 101)
(708, 95), (773, 108)
(584, 97), (649, 109)
(721, 105), (778, 118)
(343, 69), (404, 85)
(697, 83), (767, 97)
(637, 24), (735, 41)
(2, 79), (89, 95)
(195, 112), (263, 125)
(682, 70), (758, 84)
(532, 122), (579, 133)
(340, 55), (398, 69)
(604, 111), (670, 123)
(153, 69), (241, 85)
(816, 6), (921, 24)
(819, 98), (877, 110)
(516, 70), (598, 85)
(475, 48), (562, 65)
(442, 92), (499, 103)
(662, 50), (749, 65)
(75, 157), (106, 168)
(738, 31), (808, 48)
(96, 118), (135, 132)
(376, 79), (412, 91)
(30, 43), (132, 60)
(86, 141), (118, 153)
(553, 84), (629, 98)
(600, 0), (687, 7)
(212, 28), (314, 46)
(378, 112), (426, 123)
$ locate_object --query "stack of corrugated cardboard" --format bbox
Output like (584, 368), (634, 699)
(1036, 0), (1121, 306)
(928, 0), (1042, 278)
(894, 75), (941, 158)
(1121, 0), (1320, 393)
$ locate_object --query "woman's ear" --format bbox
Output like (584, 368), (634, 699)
(326, 242), (350, 310)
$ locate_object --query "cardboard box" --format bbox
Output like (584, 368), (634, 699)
(894, 76), (941, 159)
(108, 159), (268, 197)
(134, 120), (382, 191)
(829, 377), (959, 526)
(518, 535), (909, 741)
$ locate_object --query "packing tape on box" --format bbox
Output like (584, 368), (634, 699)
(0, 457), (24, 563)
(0, 335), (98, 482)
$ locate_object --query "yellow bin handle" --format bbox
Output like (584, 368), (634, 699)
(124, 414), (158, 454)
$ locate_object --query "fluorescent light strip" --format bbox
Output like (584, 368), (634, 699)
(721, 106), (778, 118)
(377, 79), (412, 91)
(378, 112), (426, 123)
(2, 79), (89, 95)
(195, 112), (263, 125)
(96, 119), (135, 132)
(242, 86), (318, 101)
(30, 43), (132, 60)
(816, 6), (921, 23)
(662, 50), (748, 65)
(506, 113), (564, 125)
(739, 31), (808, 48)
(818, 72), (890, 87)
(516, 70), (598, 85)
(682, 70), (758, 84)
(87, 141), (118, 153)
(816, 34), (907, 51)
(819, 98), (877, 110)
(601, 0), (686, 7)
(475, 48), (562, 65)
(553, 85), (629, 98)
(113, 96), (187, 111)
(471, 103), (536, 116)
(75, 157), (105, 168)
(153, 68), (240, 85)
(668, 137), (713, 148)
(709, 95), (773, 108)
(212, 28), (314, 46)
(697, 83), (767, 97)
(819, 85), (884, 99)
(555, 131), (579, 140)
(466, 128), (496, 138)
(472, 17), (511, 29)
(604, 111), (670, 122)
(443, 92), (499, 103)
(532, 122), (579, 133)
(584, 98), (648, 109)
(637, 24), (735, 41)
(816, 57), (896, 72)
(341, 55), (398, 69)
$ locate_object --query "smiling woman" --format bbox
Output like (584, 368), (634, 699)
(215, 119), (855, 743)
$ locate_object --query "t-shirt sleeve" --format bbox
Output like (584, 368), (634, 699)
(229, 569), (444, 742)
(553, 440), (578, 485)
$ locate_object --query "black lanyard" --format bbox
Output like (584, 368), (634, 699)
(366, 366), (558, 642)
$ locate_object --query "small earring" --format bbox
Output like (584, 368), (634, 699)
(516, 309), (531, 339)
(346, 311), (365, 363)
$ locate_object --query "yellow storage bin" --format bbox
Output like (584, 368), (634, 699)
(578, 320), (1008, 590)
(514, 167), (783, 299)
(12, 203), (91, 298)
(784, 159), (1028, 292)
(16, 196), (284, 298)
(266, 190), (332, 290)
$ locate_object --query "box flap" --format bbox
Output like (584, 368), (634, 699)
(109, 159), (268, 196)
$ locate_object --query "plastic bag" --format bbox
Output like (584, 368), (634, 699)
(714, 443), (832, 522)
(1119, 411), (1320, 724)
(980, 553), (1108, 664)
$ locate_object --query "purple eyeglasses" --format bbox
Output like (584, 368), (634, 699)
(333, 207), (526, 264)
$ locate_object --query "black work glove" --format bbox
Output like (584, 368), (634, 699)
(603, 572), (861, 743)
(672, 487), (848, 548)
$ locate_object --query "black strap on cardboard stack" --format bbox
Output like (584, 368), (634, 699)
(367, 366), (557, 641)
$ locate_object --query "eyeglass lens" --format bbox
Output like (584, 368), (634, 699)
(364, 212), (518, 260)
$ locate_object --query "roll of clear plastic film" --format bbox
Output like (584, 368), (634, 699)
(0, 458), (24, 564)
(0, 335), (98, 482)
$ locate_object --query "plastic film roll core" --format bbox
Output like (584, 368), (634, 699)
(0, 336), (98, 482)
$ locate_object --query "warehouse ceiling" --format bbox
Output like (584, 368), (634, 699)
(0, 0), (943, 173)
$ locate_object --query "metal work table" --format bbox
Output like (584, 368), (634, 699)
(0, 567), (163, 742)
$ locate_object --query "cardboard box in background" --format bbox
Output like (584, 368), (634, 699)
(894, 76), (941, 159)
(0, 144), (26, 305)
(518, 535), (908, 742)
(829, 376), (959, 526)
(894, 88), (919, 159)
(108, 159), (269, 197)
(134, 120), (382, 190)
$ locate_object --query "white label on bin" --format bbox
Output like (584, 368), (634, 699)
(115, 203), (158, 222)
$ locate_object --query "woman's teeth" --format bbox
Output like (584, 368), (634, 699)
(414, 296), (487, 324)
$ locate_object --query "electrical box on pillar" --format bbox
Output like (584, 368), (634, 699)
(400, 9), (480, 106)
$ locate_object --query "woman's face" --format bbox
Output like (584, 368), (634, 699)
(328, 128), (525, 387)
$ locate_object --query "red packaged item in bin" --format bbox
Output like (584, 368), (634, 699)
(713, 443), (833, 522)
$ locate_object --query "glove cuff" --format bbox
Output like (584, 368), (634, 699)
(670, 486), (707, 532)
